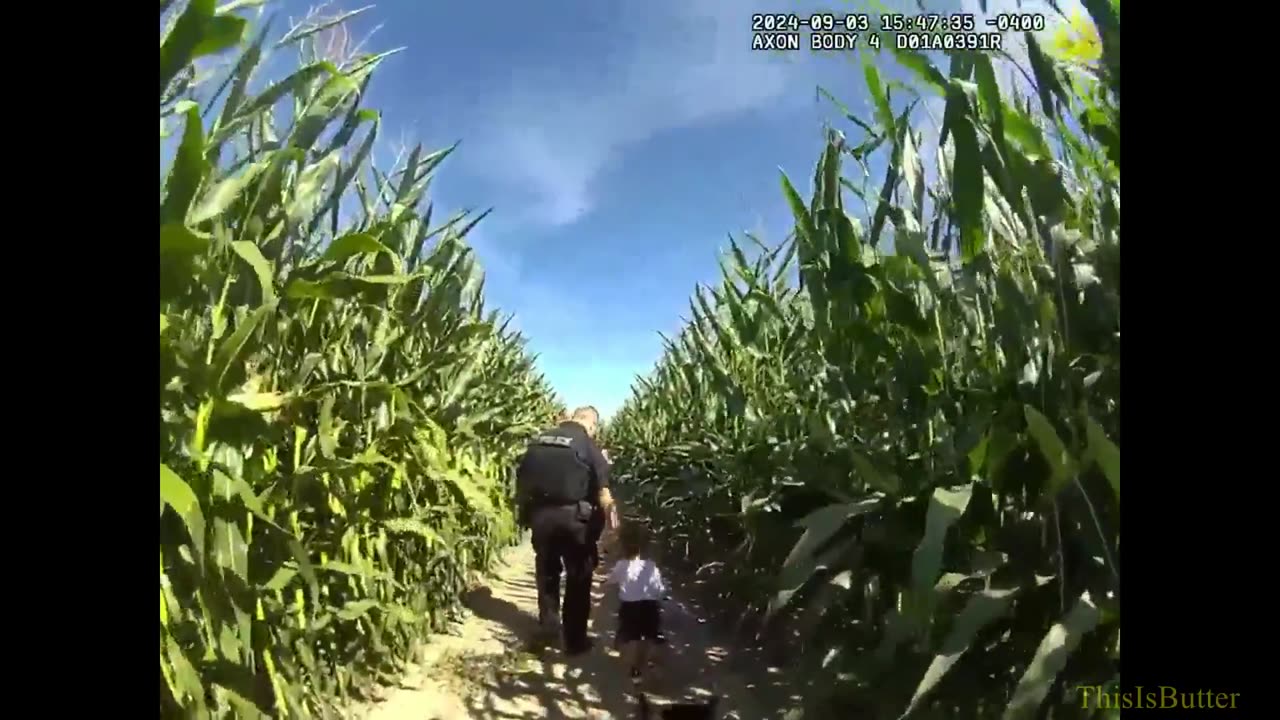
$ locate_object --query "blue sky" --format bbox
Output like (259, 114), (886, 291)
(334, 0), (866, 419)
(176, 0), (1077, 419)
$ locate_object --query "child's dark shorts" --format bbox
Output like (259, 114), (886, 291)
(617, 600), (662, 643)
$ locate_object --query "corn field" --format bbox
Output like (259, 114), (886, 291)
(160, 1), (560, 716)
(162, 0), (1119, 717)
(606, 3), (1120, 718)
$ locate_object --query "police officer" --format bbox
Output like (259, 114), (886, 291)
(516, 405), (618, 655)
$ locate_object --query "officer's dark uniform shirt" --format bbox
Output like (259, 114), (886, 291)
(517, 421), (610, 511)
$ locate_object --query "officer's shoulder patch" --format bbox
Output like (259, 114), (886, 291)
(534, 435), (574, 448)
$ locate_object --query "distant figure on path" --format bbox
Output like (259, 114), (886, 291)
(515, 405), (619, 655)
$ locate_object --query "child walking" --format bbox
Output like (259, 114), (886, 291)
(604, 522), (666, 685)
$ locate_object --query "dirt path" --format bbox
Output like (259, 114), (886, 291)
(358, 529), (779, 719)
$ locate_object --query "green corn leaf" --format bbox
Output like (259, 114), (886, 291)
(1003, 106), (1051, 161)
(193, 13), (247, 58)
(164, 635), (208, 712)
(288, 537), (320, 604)
(161, 102), (208, 224)
(899, 587), (1019, 719)
(1081, 0), (1121, 94)
(893, 49), (948, 95)
(321, 233), (392, 263)
(263, 566), (298, 592)
(1024, 32), (1066, 120)
(160, 0), (217, 98)
(1085, 417), (1120, 501)
(938, 51), (974, 146)
(160, 224), (210, 257)
(863, 60), (895, 133)
(212, 518), (250, 582)
(227, 62), (334, 127)
(909, 483), (974, 622)
(1024, 405), (1076, 498)
(284, 272), (411, 300)
(187, 158), (269, 225)
(773, 498), (881, 613)
(950, 99), (985, 262)
(225, 391), (287, 412)
(216, 0), (269, 14)
(337, 599), (381, 621)
(851, 451), (900, 494)
(276, 5), (375, 49)
(321, 78), (375, 158)
(286, 151), (340, 224)
(973, 53), (1005, 142)
(212, 684), (269, 720)
(220, 624), (246, 664)
(383, 517), (445, 546)
(318, 394), (337, 459)
(160, 464), (205, 568)
(210, 15), (274, 139)
(314, 112), (380, 235)
(817, 85), (877, 138)
(292, 73), (361, 152)
(209, 302), (276, 393)
(1003, 593), (1102, 719)
(230, 241), (276, 305)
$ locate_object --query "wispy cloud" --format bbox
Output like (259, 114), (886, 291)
(460, 0), (822, 228)
(412, 0), (836, 415)
(393, 0), (1095, 417)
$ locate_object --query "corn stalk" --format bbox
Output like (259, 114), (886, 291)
(606, 3), (1120, 717)
(160, 2), (557, 716)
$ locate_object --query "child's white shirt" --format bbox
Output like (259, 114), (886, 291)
(606, 557), (666, 602)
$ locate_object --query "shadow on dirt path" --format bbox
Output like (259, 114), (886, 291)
(358, 509), (789, 719)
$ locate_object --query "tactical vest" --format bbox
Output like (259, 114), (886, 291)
(519, 430), (593, 506)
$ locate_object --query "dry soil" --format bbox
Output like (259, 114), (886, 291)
(355, 527), (780, 720)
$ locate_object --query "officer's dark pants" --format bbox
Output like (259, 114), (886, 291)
(530, 503), (599, 652)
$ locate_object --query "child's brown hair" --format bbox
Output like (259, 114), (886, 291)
(618, 522), (650, 559)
